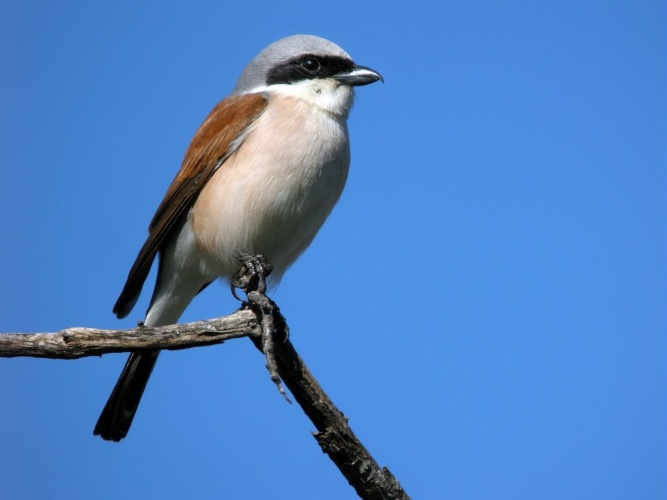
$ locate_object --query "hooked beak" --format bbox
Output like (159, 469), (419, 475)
(333, 64), (384, 87)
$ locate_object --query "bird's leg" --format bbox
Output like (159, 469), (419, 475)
(232, 254), (291, 403)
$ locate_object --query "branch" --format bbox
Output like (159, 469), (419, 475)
(272, 335), (409, 500)
(0, 304), (409, 500)
(0, 309), (260, 358)
(244, 289), (409, 500)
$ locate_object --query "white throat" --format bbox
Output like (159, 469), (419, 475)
(247, 79), (355, 118)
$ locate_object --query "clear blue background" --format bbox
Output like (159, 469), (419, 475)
(1, 2), (664, 499)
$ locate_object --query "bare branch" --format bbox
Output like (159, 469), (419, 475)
(0, 301), (409, 499)
(0, 308), (260, 359)
(243, 289), (410, 500)
(272, 336), (409, 500)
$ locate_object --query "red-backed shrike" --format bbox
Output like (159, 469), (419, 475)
(94, 35), (382, 441)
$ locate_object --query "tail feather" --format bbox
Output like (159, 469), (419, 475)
(93, 351), (160, 442)
(97, 215), (210, 441)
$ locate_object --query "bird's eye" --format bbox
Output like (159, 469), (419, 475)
(300, 57), (321, 74)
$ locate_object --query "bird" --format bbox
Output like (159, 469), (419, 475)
(93, 34), (382, 441)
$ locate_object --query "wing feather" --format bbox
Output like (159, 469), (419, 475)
(113, 93), (268, 318)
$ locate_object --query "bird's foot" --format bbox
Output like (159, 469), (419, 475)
(231, 254), (273, 300)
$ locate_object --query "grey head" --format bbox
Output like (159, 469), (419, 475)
(231, 34), (382, 96)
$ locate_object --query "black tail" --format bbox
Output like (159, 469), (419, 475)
(93, 351), (160, 441)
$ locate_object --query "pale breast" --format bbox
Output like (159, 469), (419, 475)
(190, 94), (350, 280)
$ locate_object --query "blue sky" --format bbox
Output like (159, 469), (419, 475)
(1, 2), (664, 499)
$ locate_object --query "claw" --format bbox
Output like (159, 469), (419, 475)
(231, 254), (273, 296)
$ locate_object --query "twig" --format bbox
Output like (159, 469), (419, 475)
(232, 253), (291, 402)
